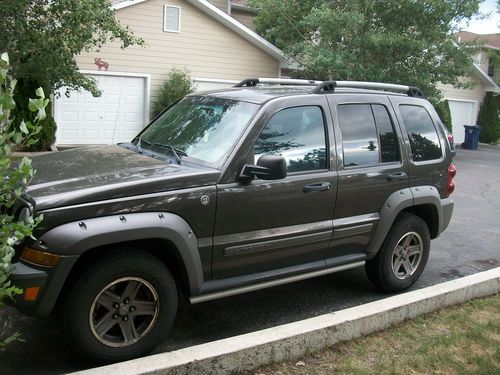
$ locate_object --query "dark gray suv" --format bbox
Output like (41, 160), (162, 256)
(8, 79), (455, 362)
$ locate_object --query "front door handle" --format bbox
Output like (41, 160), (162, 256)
(387, 172), (408, 181)
(303, 182), (331, 193)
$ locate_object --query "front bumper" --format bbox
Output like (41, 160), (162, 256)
(7, 255), (79, 317)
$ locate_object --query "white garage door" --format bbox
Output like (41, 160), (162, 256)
(55, 74), (147, 145)
(448, 100), (477, 144)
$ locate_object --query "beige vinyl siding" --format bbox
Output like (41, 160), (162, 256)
(438, 81), (485, 118)
(438, 83), (485, 124)
(76, 0), (279, 111)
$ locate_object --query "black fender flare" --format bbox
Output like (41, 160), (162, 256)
(366, 186), (443, 255)
(39, 212), (204, 294)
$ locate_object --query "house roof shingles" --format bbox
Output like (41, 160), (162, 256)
(456, 31), (500, 49)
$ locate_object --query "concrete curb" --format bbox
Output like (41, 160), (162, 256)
(73, 267), (500, 375)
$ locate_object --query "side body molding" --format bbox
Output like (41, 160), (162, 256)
(39, 212), (204, 294)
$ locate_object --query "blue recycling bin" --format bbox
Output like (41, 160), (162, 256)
(462, 125), (481, 150)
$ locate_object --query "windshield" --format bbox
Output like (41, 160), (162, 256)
(136, 96), (259, 166)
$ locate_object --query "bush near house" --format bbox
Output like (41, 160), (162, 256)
(434, 99), (452, 133)
(478, 92), (500, 144)
(152, 69), (194, 118)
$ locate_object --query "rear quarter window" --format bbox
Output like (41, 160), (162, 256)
(399, 105), (442, 162)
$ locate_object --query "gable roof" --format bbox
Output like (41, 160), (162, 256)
(456, 31), (500, 50)
(112, 0), (287, 64)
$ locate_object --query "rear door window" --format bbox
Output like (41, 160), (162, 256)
(337, 104), (399, 167)
(399, 105), (442, 161)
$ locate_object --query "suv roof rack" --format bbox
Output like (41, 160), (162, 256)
(233, 78), (425, 98)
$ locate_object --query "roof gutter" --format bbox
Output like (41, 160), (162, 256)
(473, 63), (500, 94)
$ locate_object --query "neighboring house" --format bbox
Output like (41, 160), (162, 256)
(438, 32), (500, 143)
(54, 0), (287, 145)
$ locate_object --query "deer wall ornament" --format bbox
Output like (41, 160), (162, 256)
(94, 58), (109, 71)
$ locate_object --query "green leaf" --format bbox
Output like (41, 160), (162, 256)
(0, 94), (15, 110)
(19, 121), (29, 135)
(0, 52), (9, 64)
(35, 87), (45, 99)
(36, 107), (46, 121)
(28, 98), (39, 112)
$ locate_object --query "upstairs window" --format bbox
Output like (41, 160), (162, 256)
(164, 5), (181, 33)
(337, 104), (399, 167)
(488, 59), (494, 77)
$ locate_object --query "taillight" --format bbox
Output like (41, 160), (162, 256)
(446, 163), (456, 197)
(447, 133), (454, 148)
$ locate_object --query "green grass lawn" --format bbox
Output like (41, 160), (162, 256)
(247, 294), (500, 375)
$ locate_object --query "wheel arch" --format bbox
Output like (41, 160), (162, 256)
(366, 187), (443, 255)
(37, 212), (205, 316)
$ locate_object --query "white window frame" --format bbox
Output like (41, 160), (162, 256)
(164, 5), (181, 33)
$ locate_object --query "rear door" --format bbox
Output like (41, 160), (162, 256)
(325, 94), (410, 261)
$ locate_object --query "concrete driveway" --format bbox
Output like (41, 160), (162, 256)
(1, 145), (499, 374)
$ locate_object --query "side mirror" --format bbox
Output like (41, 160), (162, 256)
(239, 154), (287, 183)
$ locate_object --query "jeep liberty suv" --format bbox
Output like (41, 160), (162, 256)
(8, 79), (455, 362)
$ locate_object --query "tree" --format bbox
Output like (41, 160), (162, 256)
(434, 100), (453, 132)
(0, 52), (46, 348)
(0, 0), (144, 149)
(249, 0), (482, 101)
(478, 92), (500, 144)
(152, 69), (194, 117)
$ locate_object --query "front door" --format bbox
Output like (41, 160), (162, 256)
(212, 96), (336, 279)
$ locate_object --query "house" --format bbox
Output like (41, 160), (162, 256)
(438, 32), (500, 143)
(54, 0), (287, 145)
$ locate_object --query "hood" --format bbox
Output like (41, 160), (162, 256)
(26, 145), (220, 210)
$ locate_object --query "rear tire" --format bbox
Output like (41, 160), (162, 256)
(61, 249), (177, 363)
(366, 213), (430, 292)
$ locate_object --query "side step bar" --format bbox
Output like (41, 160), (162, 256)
(189, 261), (365, 304)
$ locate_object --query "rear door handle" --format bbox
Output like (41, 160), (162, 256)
(387, 172), (408, 181)
(303, 182), (331, 193)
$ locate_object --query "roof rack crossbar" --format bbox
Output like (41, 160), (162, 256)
(234, 78), (322, 87)
(234, 78), (424, 97)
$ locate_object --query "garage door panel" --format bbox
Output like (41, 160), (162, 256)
(448, 100), (476, 145)
(55, 73), (146, 145)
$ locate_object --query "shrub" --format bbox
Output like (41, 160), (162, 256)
(434, 99), (452, 133)
(152, 68), (193, 117)
(478, 92), (500, 144)
(0, 52), (46, 348)
(12, 79), (56, 151)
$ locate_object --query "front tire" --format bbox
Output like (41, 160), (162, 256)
(366, 213), (430, 292)
(61, 250), (177, 363)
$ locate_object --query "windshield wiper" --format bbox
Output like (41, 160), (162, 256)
(151, 143), (186, 165)
(134, 138), (186, 165)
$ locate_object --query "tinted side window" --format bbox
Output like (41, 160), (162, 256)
(255, 106), (327, 172)
(373, 104), (399, 163)
(400, 105), (442, 161)
(338, 104), (379, 167)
